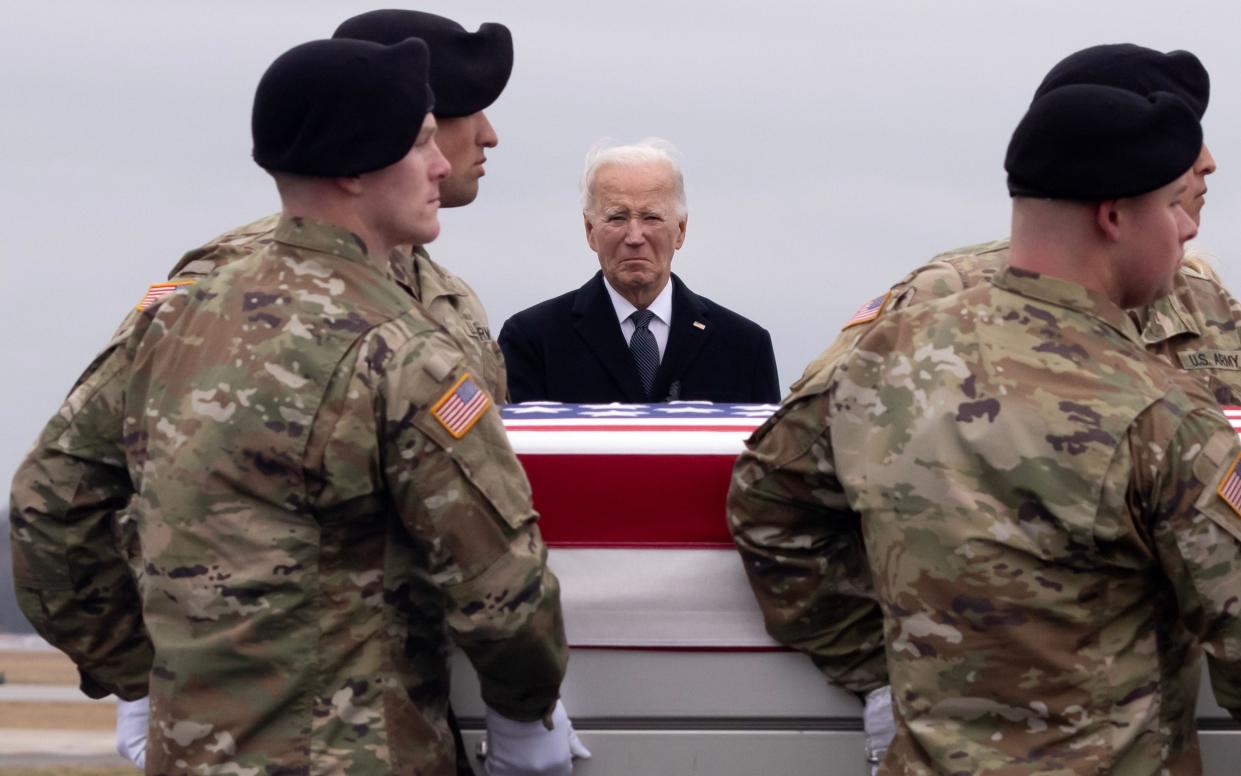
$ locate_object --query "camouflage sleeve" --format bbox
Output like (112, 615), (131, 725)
(727, 386), (886, 696)
(1132, 398), (1241, 719)
(378, 333), (567, 721)
(9, 343), (151, 700)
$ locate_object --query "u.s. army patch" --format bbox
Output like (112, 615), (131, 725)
(431, 372), (492, 439)
(135, 280), (197, 311)
(1216, 451), (1241, 519)
(1178, 350), (1241, 371)
(841, 292), (890, 330)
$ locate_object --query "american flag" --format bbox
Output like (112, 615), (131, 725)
(842, 292), (889, 329)
(432, 374), (491, 438)
(135, 280), (195, 311)
(1219, 408), (1241, 515)
(503, 402), (780, 649)
(504, 402), (1241, 650)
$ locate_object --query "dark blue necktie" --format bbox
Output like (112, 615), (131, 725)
(629, 309), (659, 399)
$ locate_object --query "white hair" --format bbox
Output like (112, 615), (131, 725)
(580, 137), (687, 217)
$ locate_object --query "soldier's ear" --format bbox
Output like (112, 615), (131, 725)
(334, 175), (365, 195)
(1095, 199), (1122, 242)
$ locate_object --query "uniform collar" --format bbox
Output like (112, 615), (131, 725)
(1132, 273), (1202, 345)
(274, 215), (372, 265)
(385, 246), (469, 303)
(408, 246), (471, 304)
(992, 264), (1142, 345)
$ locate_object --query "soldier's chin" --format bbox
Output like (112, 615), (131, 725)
(410, 219), (441, 245)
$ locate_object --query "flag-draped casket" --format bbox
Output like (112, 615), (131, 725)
(503, 401), (781, 650)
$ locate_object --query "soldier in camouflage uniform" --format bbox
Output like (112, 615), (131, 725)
(781, 45), (1238, 772)
(17, 35), (576, 775)
(730, 77), (1241, 775)
(11, 10), (521, 772)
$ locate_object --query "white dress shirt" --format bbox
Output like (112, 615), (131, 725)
(603, 276), (673, 361)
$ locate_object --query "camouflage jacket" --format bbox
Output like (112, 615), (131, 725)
(730, 266), (1241, 775)
(10, 213), (507, 704)
(114, 216), (566, 774)
(793, 238), (1241, 405)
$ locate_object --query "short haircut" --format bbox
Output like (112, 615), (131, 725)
(581, 137), (687, 217)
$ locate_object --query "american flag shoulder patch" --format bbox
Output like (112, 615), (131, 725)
(1217, 451), (1241, 519)
(136, 280), (197, 311)
(431, 372), (492, 438)
(841, 291), (889, 330)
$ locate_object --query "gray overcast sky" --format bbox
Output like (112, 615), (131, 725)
(4, 0), (1241, 488)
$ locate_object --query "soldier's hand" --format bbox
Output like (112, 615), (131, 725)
(485, 700), (589, 775)
(115, 696), (149, 769)
(864, 685), (895, 775)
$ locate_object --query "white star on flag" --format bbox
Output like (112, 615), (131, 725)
(507, 405), (572, 414)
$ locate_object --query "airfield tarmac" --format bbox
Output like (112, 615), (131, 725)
(0, 635), (131, 774)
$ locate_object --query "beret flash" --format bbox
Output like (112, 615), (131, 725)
(1006, 84), (1202, 200)
(1035, 43), (1209, 119)
(251, 38), (433, 177)
(334, 10), (513, 118)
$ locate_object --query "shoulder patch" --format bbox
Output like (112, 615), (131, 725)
(1216, 451), (1241, 519)
(135, 280), (197, 311)
(431, 372), (492, 439)
(841, 292), (890, 330)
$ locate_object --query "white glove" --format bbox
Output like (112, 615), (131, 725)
(485, 699), (591, 775)
(116, 695), (150, 769)
(863, 685), (895, 775)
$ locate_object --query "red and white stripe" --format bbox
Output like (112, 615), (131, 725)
(843, 292), (888, 328)
(1223, 406), (1241, 434)
(437, 387), (489, 435)
(1221, 468), (1241, 509)
(505, 415), (760, 456)
(1219, 406), (1241, 512)
(136, 281), (192, 310)
(507, 411), (777, 649)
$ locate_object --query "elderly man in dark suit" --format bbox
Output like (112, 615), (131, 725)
(499, 139), (780, 404)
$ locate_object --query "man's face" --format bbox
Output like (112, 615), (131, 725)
(360, 114), (451, 247)
(1179, 143), (1216, 226)
(1115, 170), (1199, 307)
(434, 111), (498, 208)
(584, 162), (687, 301)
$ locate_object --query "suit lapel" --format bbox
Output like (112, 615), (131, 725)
(652, 274), (711, 401)
(571, 272), (648, 402)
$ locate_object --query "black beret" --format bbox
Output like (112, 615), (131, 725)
(1006, 84), (1202, 200)
(252, 38), (433, 177)
(1034, 43), (1209, 119)
(334, 10), (513, 118)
